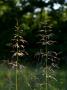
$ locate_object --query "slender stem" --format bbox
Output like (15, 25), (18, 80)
(45, 30), (48, 90)
(8, 69), (11, 90)
(43, 7), (48, 90)
(16, 58), (18, 90)
(16, 19), (19, 90)
(16, 56), (18, 90)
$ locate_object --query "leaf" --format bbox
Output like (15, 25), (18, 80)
(38, 30), (44, 32)
(46, 40), (56, 45)
(12, 43), (19, 48)
(12, 52), (24, 57)
(48, 75), (57, 81)
(24, 51), (29, 55)
(19, 39), (27, 43)
(20, 45), (25, 48)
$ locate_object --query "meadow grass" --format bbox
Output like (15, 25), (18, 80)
(0, 63), (67, 90)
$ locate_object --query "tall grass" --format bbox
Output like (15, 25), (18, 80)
(0, 63), (67, 90)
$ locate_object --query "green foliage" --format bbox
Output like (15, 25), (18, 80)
(0, 63), (67, 90)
